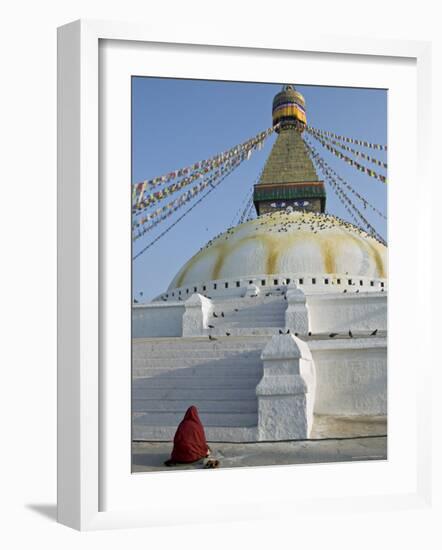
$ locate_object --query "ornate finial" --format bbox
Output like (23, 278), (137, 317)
(272, 84), (306, 132)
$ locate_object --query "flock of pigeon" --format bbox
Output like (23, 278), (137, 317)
(205, 300), (379, 342)
(198, 209), (383, 254)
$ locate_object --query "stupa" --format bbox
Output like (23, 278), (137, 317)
(132, 85), (387, 442)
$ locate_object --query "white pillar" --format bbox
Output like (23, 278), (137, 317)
(256, 334), (316, 440)
(182, 293), (213, 336)
(285, 286), (310, 334)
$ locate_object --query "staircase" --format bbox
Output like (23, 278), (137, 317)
(206, 294), (287, 336)
(133, 336), (269, 442)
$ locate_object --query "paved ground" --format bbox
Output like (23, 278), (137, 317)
(132, 415), (387, 473)
(132, 436), (387, 472)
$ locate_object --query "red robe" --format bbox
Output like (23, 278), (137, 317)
(170, 406), (209, 463)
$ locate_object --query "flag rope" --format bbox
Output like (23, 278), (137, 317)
(132, 125), (277, 210)
(306, 127), (387, 170)
(307, 126), (387, 151)
(306, 128), (387, 184)
(303, 136), (387, 221)
(304, 137), (386, 245)
(132, 159), (245, 260)
(133, 154), (246, 239)
(229, 187), (254, 227)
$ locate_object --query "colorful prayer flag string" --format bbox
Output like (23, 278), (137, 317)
(133, 154), (247, 240)
(304, 136), (386, 245)
(306, 127), (387, 170)
(306, 128), (387, 184)
(303, 136), (387, 221)
(132, 125), (277, 208)
(132, 159), (244, 260)
(307, 126), (387, 151)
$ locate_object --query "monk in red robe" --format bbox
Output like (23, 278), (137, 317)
(164, 406), (210, 466)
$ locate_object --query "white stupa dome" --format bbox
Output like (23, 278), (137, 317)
(168, 210), (387, 290)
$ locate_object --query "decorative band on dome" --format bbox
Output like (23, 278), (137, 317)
(272, 85), (307, 131)
(272, 103), (306, 125)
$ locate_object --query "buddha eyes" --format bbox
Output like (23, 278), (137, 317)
(269, 200), (310, 208)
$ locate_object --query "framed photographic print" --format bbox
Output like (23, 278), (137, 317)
(57, 20), (432, 530)
(130, 77), (388, 470)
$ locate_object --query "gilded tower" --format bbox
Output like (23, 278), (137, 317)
(253, 85), (326, 215)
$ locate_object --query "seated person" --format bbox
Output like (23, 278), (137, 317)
(164, 405), (210, 466)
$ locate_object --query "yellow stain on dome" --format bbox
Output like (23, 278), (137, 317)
(171, 211), (387, 288)
(345, 230), (386, 278)
(319, 238), (337, 274)
(368, 240), (386, 278)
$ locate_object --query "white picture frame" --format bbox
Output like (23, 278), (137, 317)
(57, 19), (432, 531)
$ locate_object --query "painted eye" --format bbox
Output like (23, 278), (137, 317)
(270, 202), (277, 207)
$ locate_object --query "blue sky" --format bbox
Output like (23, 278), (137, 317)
(132, 78), (387, 302)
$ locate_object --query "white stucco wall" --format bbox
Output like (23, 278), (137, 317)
(132, 303), (184, 338)
(307, 292), (387, 333)
(310, 339), (387, 416)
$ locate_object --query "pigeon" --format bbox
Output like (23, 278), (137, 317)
(343, 289), (347, 293)
(208, 324), (215, 329)
(356, 290), (359, 294)
(286, 329), (290, 334)
(329, 333), (338, 338)
(370, 329), (378, 336)
(279, 329), (284, 334)
(308, 331), (312, 336)
(294, 332), (299, 336)
(234, 308), (239, 312)
(226, 331), (231, 336)
(213, 312), (218, 318)
(221, 312), (225, 317)
(349, 330), (353, 338)
(208, 334), (217, 341)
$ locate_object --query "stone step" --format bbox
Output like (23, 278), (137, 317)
(132, 335), (267, 437)
(132, 363), (262, 379)
(133, 375), (262, 389)
(133, 341), (268, 353)
(134, 353), (264, 362)
(134, 413), (258, 429)
(133, 399), (257, 413)
(210, 310), (285, 317)
(133, 374), (261, 384)
(132, 387), (258, 401)
(208, 322), (285, 329)
(133, 411), (258, 427)
(209, 328), (284, 336)
(133, 352), (264, 362)
(133, 352), (266, 363)
(208, 312), (285, 320)
(133, 425), (258, 442)
(210, 310), (286, 317)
